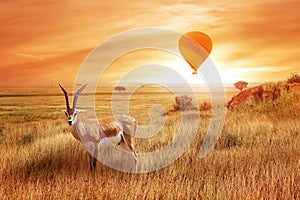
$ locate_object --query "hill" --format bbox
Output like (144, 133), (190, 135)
(227, 82), (300, 115)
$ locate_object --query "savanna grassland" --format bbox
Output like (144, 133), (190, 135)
(0, 85), (300, 199)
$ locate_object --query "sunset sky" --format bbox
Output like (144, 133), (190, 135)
(0, 0), (299, 86)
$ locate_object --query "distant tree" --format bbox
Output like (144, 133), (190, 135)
(286, 72), (300, 84)
(234, 81), (248, 92)
(114, 86), (126, 93)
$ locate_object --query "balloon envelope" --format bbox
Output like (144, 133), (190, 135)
(178, 32), (212, 74)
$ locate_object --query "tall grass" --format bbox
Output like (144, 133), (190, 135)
(0, 86), (299, 199)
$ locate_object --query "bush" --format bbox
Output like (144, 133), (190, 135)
(17, 134), (35, 145)
(174, 95), (195, 111)
(217, 134), (240, 149)
(286, 72), (300, 84)
(200, 101), (212, 111)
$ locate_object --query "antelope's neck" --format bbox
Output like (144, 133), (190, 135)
(70, 124), (81, 141)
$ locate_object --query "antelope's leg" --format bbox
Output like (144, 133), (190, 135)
(88, 142), (98, 175)
(92, 142), (98, 173)
(123, 133), (136, 152)
(122, 133), (138, 169)
(133, 151), (138, 171)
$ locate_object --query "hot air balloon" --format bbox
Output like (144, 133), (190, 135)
(178, 32), (212, 74)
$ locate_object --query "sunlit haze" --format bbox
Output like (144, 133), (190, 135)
(1, 1), (299, 86)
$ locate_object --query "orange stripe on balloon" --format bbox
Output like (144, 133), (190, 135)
(178, 32), (212, 74)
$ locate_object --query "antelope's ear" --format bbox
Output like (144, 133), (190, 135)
(62, 110), (68, 115)
(76, 109), (86, 113)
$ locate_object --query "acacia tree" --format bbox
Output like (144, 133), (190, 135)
(234, 81), (248, 92)
(114, 86), (126, 93)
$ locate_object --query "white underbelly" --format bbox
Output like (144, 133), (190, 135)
(99, 133), (122, 147)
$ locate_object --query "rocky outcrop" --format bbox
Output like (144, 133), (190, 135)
(227, 82), (300, 110)
(227, 85), (280, 110)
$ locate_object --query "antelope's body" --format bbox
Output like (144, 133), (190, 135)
(59, 83), (137, 174)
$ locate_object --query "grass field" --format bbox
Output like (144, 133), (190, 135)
(0, 85), (300, 199)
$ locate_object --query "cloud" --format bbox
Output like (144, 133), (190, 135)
(207, 0), (300, 82)
(0, 48), (92, 86)
(0, 0), (299, 85)
(15, 52), (44, 60)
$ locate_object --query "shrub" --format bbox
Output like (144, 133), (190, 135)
(286, 72), (300, 84)
(217, 134), (239, 149)
(174, 95), (195, 111)
(17, 134), (35, 145)
(200, 101), (212, 111)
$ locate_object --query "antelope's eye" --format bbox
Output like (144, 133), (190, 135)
(64, 112), (68, 117)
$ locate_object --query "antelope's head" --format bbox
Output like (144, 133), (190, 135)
(59, 83), (88, 126)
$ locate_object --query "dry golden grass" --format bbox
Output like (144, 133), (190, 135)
(0, 85), (300, 199)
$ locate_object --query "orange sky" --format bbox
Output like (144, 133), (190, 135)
(0, 0), (299, 86)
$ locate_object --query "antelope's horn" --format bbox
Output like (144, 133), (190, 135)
(72, 83), (88, 111)
(59, 83), (71, 110)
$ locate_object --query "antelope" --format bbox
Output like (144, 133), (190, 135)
(59, 83), (137, 174)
